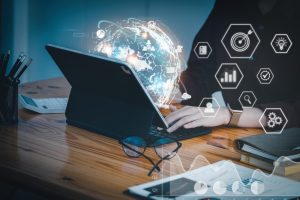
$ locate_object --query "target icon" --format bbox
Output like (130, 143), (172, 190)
(230, 30), (252, 52)
(222, 24), (260, 58)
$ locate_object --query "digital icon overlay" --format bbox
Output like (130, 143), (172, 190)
(221, 24), (260, 58)
(198, 97), (220, 117)
(213, 181), (227, 195)
(239, 91), (257, 108)
(215, 63), (244, 89)
(271, 34), (292, 54)
(257, 67), (274, 85)
(194, 42), (212, 59)
(96, 29), (106, 39)
(259, 108), (288, 134)
(194, 181), (208, 195)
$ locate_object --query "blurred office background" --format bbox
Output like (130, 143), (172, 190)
(0, 0), (214, 83)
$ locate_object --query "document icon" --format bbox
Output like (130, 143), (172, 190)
(194, 42), (212, 59)
(199, 45), (207, 55)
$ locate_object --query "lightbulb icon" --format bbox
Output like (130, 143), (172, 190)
(271, 34), (292, 54)
(275, 37), (287, 51)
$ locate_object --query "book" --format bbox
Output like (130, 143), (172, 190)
(240, 154), (300, 176)
(235, 128), (300, 176)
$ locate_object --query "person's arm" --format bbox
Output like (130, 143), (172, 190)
(165, 106), (265, 132)
(166, 97), (300, 132)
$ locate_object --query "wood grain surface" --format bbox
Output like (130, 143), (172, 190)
(0, 78), (295, 200)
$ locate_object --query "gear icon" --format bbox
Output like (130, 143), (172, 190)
(259, 108), (288, 134)
(275, 116), (283, 125)
(268, 112), (277, 120)
(267, 120), (276, 128)
(266, 112), (284, 129)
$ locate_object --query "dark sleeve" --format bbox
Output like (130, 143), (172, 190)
(257, 1), (300, 128)
(180, 1), (221, 106)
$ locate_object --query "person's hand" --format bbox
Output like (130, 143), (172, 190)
(165, 105), (231, 132)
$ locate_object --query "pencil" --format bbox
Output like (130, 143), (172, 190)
(14, 58), (32, 81)
(7, 53), (24, 79)
(8, 54), (26, 80)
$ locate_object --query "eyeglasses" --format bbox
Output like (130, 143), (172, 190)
(119, 137), (182, 176)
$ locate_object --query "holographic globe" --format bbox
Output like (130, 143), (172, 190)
(93, 19), (186, 108)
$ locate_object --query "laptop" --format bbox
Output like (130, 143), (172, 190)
(46, 44), (211, 145)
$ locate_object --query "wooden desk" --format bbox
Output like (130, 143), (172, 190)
(0, 78), (283, 200)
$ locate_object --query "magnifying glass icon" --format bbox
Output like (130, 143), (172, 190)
(244, 95), (252, 104)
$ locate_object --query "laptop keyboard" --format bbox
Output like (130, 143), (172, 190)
(147, 125), (211, 141)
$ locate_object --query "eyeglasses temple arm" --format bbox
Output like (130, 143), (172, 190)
(148, 142), (182, 176)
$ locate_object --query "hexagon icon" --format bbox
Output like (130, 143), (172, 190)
(215, 63), (244, 89)
(271, 34), (293, 54)
(259, 108), (288, 134)
(239, 91), (257, 108)
(198, 97), (220, 117)
(194, 42), (212, 59)
(221, 24), (260, 59)
(256, 68), (274, 85)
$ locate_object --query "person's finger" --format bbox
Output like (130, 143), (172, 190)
(167, 113), (200, 132)
(169, 105), (177, 112)
(166, 106), (197, 124)
(183, 119), (203, 129)
(165, 106), (198, 125)
(166, 106), (194, 121)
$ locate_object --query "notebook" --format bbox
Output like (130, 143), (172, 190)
(235, 128), (300, 162)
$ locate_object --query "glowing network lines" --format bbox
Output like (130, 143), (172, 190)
(92, 19), (188, 108)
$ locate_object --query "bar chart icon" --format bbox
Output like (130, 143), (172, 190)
(220, 70), (237, 83)
(215, 63), (244, 89)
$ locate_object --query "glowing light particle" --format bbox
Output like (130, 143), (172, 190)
(142, 32), (148, 39)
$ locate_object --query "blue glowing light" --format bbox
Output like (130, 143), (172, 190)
(92, 18), (186, 108)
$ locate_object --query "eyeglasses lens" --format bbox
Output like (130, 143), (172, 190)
(122, 136), (146, 157)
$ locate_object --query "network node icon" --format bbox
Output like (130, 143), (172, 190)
(198, 97), (220, 118)
(215, 63), (244, 89)
(221, 24), (260, 59)
(96, 29), (106, 39)
(238, 91), (257, 108)
(259, 108), (288, 134)
(256, 68), (274, 85)
(271, 34), (293, 54)
(194, 42), (212, 59)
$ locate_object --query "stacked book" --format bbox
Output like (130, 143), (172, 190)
(235, 128), (300, 176)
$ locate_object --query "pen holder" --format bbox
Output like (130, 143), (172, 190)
(0, 81), (18, 125)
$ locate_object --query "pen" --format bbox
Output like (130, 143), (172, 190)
(14, 58), (32, 81)
(1, 50), (10, 79)
(7, 55), (26, 81)
(7, 53), (24, 79)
